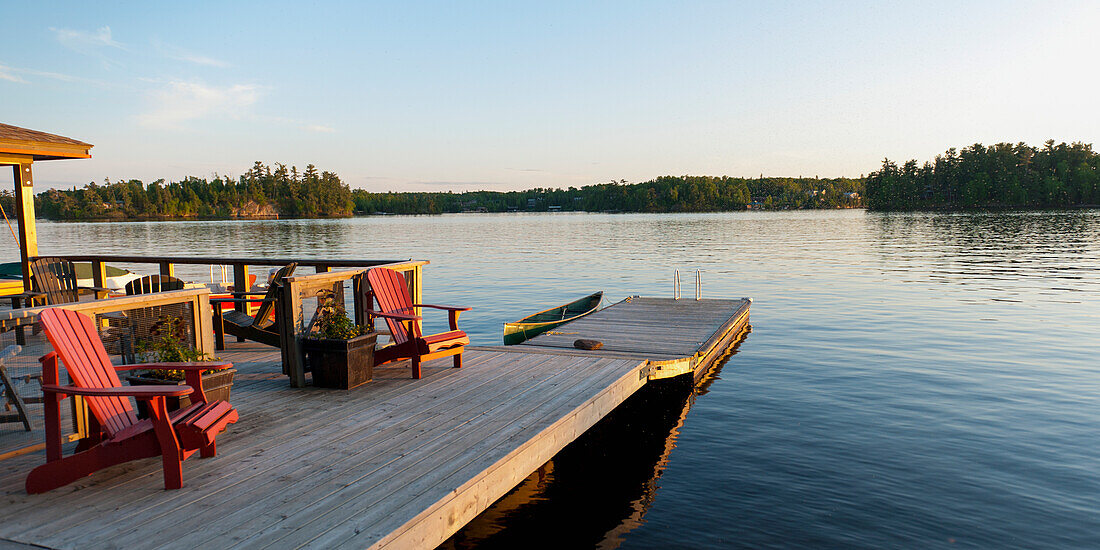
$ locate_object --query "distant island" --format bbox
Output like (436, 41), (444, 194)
(353, 176), (863, 215)
(14, 162), (864, 221)
(865, 140), (1099, 211)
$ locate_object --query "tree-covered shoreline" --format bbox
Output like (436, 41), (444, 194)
(32, 162), (354, 221)
(10, 143), (1099, 221)
(351, 176), (863, 214)
(22, 168), (864, 221)
(865, 141), (1100, 211)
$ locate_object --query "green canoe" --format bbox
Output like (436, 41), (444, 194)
(503, 291), (603, 345)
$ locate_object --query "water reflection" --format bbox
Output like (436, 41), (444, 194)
(440, 332), (750, 550)
(16, 211), (1100, 547)
(438, 383), (693, 550)
(867, 210), (1100, 298)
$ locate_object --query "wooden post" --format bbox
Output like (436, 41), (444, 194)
(3, 162), (33, 338)
(281, 278), (306, 387)
(159, 261), (175, 278)
(352, 273), (372, 331)
(12, 162), (38, 291)
(192, 291), (215, 358)
(231, 263), (249, 341)
(232, 263), (250, 300)
(91, 260), (108, 299)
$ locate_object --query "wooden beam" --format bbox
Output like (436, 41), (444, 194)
(283, 261), (427, 289)
(12, 163), (37, 291)
(0, 146), (90, 160)
(0, 153), (35, 165)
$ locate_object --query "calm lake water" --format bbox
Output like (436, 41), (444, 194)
(13, 209), (1100, 548)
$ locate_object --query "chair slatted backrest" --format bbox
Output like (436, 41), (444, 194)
(30, 257), (80, 305)
(367, 268), (420, 345)
(253, 263), (296, 326)
(125, 275), (187, 338)
(125, 275), (184, 295)
(39, 308), (137, 436)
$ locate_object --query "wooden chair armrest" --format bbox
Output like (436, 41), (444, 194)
(9, 291), (45, 299)
(227, 291), (270, 297)
(413, 304), (472, 312)
(9, 291), (44, 306)
(365, 308), (421, 321)
(115, 361), (233, 372)
(77, 285), (114, 293)
(42, 384), (193, 398)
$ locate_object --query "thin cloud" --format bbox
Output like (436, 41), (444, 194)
(153, 40), (230, 68)
(0, 62), (97, 85)
(138, 80), (260, 129)
(0, 64), (27, 83)
(50, 26), (124, 51)
(21, 68), (80, 82)
(254, 114), (337, 133)
(174, 52), (230, 68)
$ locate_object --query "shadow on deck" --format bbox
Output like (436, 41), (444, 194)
(0, 337), (647, 549)
(0, 296), (750, 549)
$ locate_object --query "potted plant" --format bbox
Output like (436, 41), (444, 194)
(303, 290), (376, 389)
(126, 316), (236, 414)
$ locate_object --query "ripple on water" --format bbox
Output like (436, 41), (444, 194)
(20, 209), (1100, 549)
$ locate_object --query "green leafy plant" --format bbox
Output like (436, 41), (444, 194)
(311, 290), (364, 340)
(134, 316), (226, 381)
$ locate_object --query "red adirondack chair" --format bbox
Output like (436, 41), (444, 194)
(25, 308), (239, 493)
(366, 268), (471, 379)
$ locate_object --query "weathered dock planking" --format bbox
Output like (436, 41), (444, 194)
(511, 296), (751, 382)
(0, 344), (647, 549)
(0, 296), (749, 549)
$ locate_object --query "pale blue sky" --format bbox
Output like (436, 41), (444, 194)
(2, 1), (1097, 191)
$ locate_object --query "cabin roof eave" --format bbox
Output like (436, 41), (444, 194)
(0, 123), (93, 162)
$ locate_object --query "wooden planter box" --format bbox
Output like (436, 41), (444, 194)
(304, 333), (377, 390)
(126, 368), (237, 416)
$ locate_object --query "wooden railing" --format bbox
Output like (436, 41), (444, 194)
(280, 260), (428, 387)
(0, 288), (216, 356)
(21, 255), (431, 388)
(0, 288), (216, 440)
(37, 255), (419, 297)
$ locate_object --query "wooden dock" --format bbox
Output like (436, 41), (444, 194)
(0, 297), (748, 549)
(511, 296), (751, 382)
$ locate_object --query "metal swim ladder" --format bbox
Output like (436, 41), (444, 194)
(674, 269), (701, 300)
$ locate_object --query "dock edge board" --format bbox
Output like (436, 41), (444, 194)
(646, 299), (751, 382)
